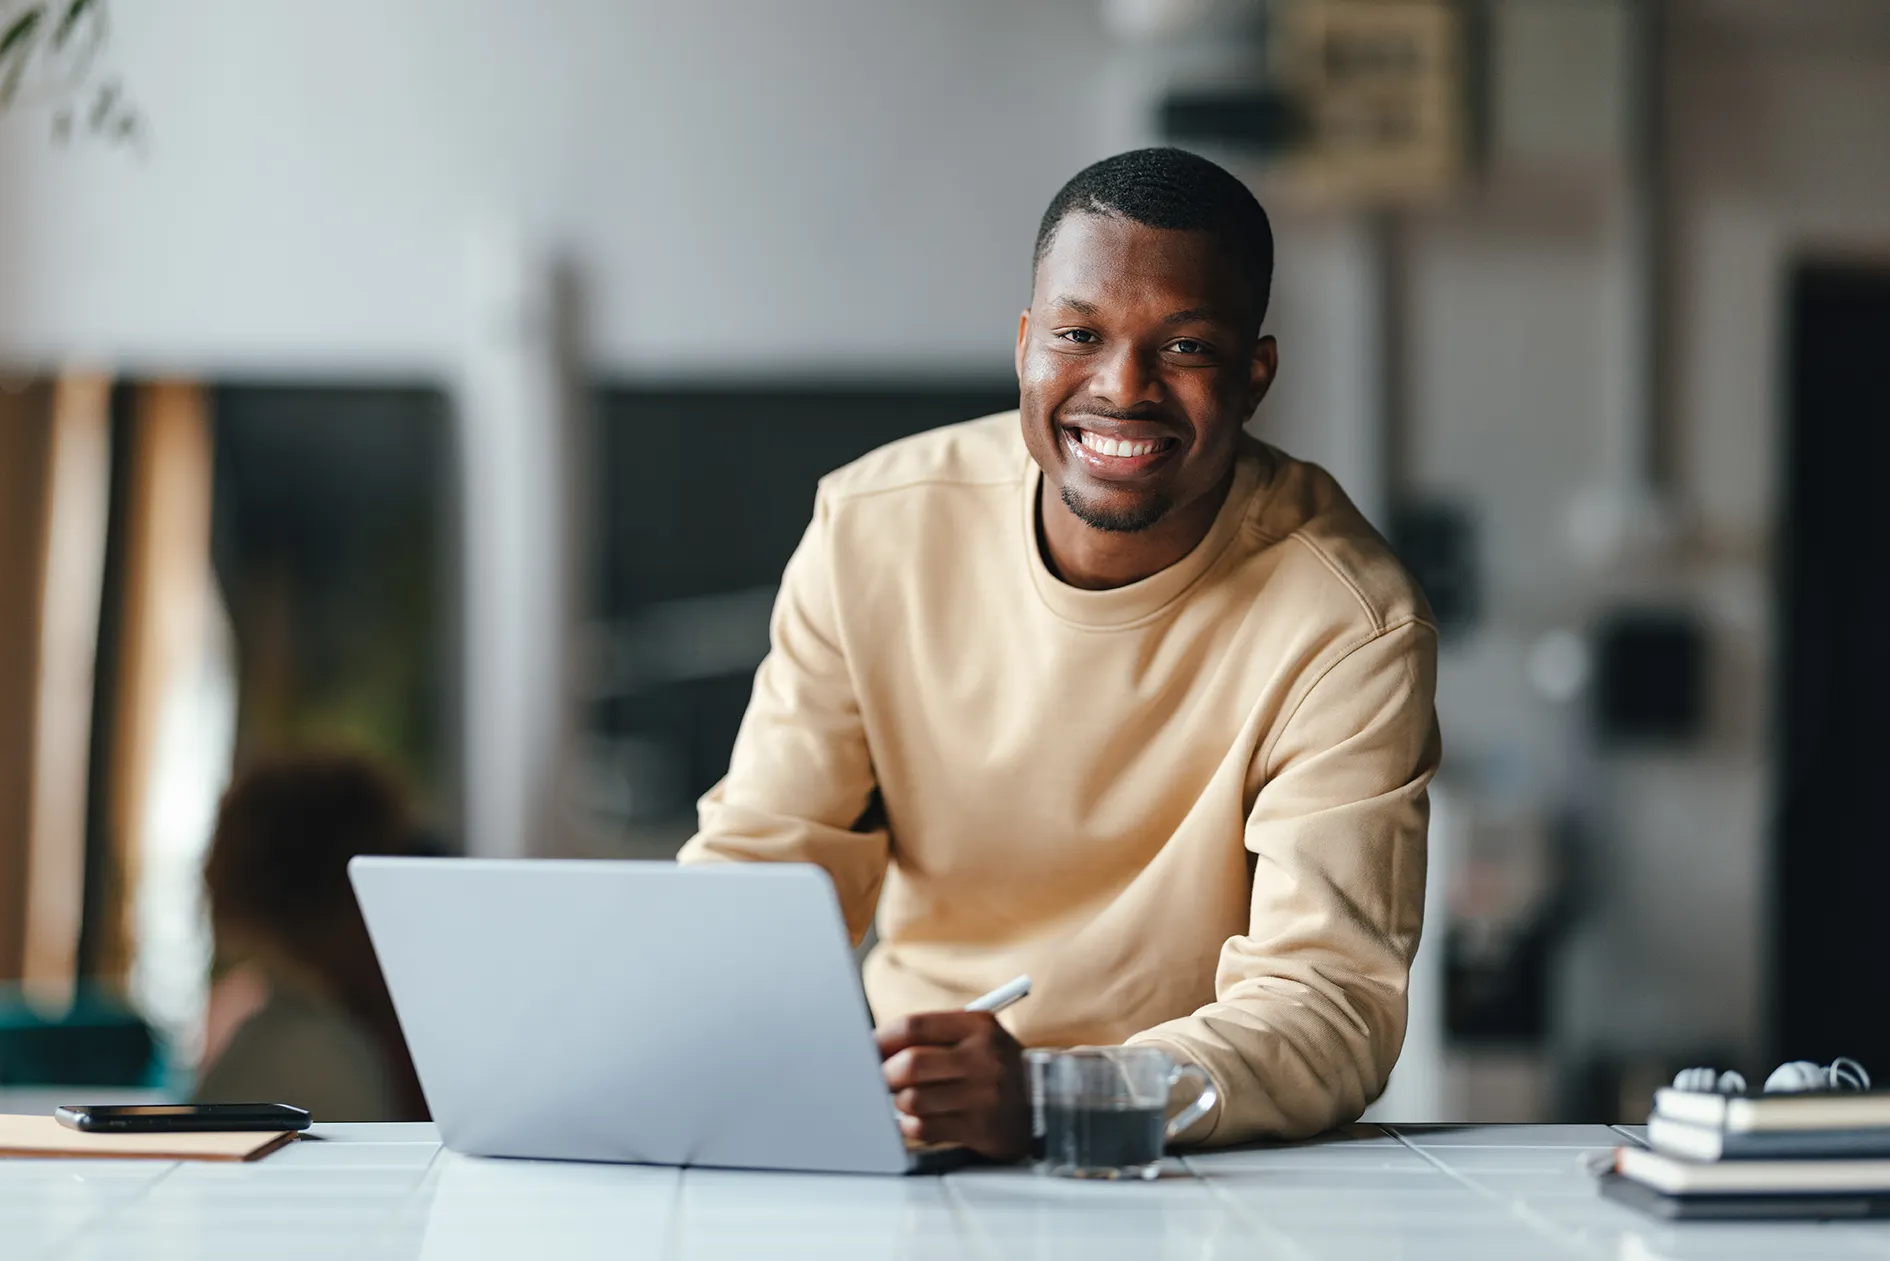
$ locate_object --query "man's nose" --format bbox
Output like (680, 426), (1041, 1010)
(1089, 344), (1164, 411)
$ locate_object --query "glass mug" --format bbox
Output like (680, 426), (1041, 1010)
(1026, 1047), (1218, 1180)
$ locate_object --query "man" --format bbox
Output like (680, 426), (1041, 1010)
(678, 147), (1440, 1158)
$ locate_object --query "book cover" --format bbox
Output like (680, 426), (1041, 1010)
(1648, 1114), (1890, 1162)
(1599, 1174), (1890, 1221)
(1615, 1145), (1890, 1195)
(1652, 1088), (1890, 1133)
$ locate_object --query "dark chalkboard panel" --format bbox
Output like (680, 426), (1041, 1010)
(592, 382), (1017, 817)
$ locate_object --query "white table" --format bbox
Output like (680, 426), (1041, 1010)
(9, 1122), (1890, 1260)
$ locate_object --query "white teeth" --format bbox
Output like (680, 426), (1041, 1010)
(1078, 430), (1160, 458)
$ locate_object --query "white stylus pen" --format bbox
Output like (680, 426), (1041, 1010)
(964, 974), (1031, 1014)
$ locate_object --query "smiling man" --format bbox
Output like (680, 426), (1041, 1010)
(678, 148), (1440, 1158)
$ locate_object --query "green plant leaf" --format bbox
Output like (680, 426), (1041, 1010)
(52, 0), (93, 49)
(0, 7), (46, 107)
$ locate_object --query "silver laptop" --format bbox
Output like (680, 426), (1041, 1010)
(349, 857), (955, 1175)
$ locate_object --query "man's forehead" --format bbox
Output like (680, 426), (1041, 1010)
(1033, 212), (1250, 322)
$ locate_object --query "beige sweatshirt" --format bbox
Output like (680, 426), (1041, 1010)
(678, 413), (1440, 1144)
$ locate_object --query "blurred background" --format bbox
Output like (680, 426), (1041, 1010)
(0, 0), (1886, 1123)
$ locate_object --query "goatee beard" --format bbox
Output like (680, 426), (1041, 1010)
(1060, 483), (1171, 534)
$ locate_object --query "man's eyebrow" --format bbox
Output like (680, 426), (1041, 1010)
(1162, 307), (1229, 326)
(1045, 295), (1101, 318)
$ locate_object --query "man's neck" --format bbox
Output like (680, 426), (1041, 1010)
(1036, 465), (1237, 591)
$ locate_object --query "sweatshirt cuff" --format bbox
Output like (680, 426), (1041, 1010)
(1125, 1034), (1227, 1147)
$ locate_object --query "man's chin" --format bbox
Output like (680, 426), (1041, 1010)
(1060, 483), (1171, 534)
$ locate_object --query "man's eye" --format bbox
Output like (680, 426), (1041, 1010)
(1169, 339), (1209, 355)
(1056, 329), (1098, 344)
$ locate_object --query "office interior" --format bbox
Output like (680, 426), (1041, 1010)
(0, 0), (1887, 1131)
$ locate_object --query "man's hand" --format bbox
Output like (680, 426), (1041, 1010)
(876, 1010), (1029, 1161)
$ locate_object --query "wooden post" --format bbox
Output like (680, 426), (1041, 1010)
(19, 372), (113, 1008)
(92, 382), (214, 988)
(0, 381), (54, 984)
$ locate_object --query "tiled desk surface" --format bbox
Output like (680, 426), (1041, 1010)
(9, 1122), (1890, 1260)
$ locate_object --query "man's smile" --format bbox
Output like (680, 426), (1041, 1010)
(1060, 424), (1181, 479)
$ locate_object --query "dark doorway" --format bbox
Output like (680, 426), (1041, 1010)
(589, 384), (1018, 834)
(1774, 264), (1890, 1067)
(209, 385), (456, 815)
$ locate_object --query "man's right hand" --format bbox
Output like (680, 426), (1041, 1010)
(876, 1010), (1030, 1161)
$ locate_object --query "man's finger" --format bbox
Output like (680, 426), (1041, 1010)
(882, 1045), (971, 1091)
(875, 1010), (990, 1057)
(893, 1081), (997, 1119)
(897, 1108), (994, 1152)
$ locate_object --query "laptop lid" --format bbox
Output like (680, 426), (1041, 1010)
(348, 858), (912, 1175)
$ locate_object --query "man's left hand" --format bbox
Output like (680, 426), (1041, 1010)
(875, 1010), (1029, 1161)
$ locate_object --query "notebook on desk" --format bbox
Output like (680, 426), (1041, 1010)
(350, 858), (968, 1176)
(1600, 1173), (1890, 1221)
(0, 1115), (297, 1162)
(1648, 1087), (1890, 1161)
(1652, 1087), (1890, 1132)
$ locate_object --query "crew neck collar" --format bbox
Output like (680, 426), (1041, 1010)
(1020, 442), (1266, 629)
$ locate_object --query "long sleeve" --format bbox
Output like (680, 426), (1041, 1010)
(1127, 617), (1441, 1145)
(675, 488), (890, 944)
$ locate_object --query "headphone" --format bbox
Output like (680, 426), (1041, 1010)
(1671, 1066), (1746, 1095)
(1762, 1057), (1871, 1093)
(1672, 1057), (1870, 1095)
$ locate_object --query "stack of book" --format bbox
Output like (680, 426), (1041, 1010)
(1603, 1088), (1890, 1219)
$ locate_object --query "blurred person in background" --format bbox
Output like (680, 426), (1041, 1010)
(193, 753), (429, 1121)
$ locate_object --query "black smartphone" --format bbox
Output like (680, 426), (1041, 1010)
(54, 1103), (311, 1133)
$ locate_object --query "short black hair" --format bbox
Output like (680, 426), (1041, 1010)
(1033, 147), (1275, 329)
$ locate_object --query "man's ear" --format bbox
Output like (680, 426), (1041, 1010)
(1014, 310), (1030, 384)
(1248, 335), (1279, 413)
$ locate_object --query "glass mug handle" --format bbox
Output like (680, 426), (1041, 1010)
(1162, 1061), (1218, 1144)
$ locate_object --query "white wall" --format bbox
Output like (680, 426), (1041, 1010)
(0, 1), (1388, 485)
(0, 0), (1120, 376)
